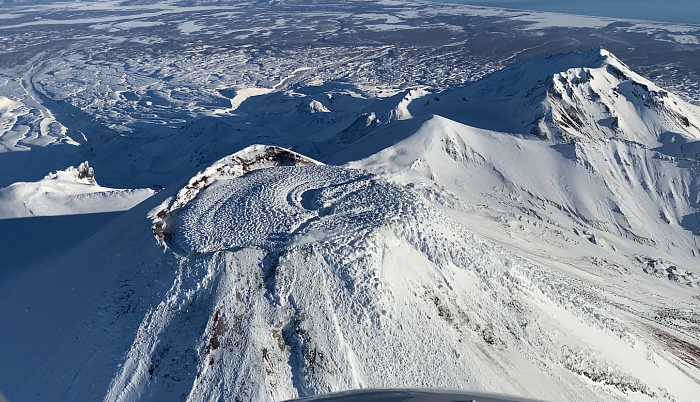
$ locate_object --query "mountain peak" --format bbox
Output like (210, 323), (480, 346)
(447, 47), (700, 146)
(150, 145), (322, 246)
(580, 46), (616, 66)
(463, 47), (627, 99)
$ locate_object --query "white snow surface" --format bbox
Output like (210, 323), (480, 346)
(2, 43), (700, 402)
(104, 136), (700, 401)
(112, 157), (574, 402)
(410, 48), (700, 150)
(0, 163), (155, 219)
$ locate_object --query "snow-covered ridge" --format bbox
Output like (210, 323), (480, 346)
(0, 161), (155, 219)
(437, 48), (700, 150)
(0, 95), (74, 153)
(5, 0), (700, 398)
(109, 142), (700, 402)
(385, 88), (431, 123)
(3, 43), (700, 402)
(150, 145), (322, 246)
(287, 48), (700, 163)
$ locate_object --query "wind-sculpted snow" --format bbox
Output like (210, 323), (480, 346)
(113, 161), (544, 401)
(171, 166), (375, 255)
(151, 145), (322, 246)
(104, 145), (700, 402)
(3, 2), (700, 399)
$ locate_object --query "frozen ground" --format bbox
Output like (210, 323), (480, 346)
(2, 0), (700, 188)
(0, 1), (700, 402)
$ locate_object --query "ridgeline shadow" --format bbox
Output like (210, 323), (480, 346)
(0, 211), (123, 282)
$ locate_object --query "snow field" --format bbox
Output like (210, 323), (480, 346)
(108, 135), (700, 401)
(0, 162), (155, 219)
(1, 11), (700, 399)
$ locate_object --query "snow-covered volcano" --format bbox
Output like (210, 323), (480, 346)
(413, 48), (700, 153)
(98, 136), (699, 402)
(2, 48), (700, 402)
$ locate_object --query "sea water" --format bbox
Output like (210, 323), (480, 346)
(426, 0), (700, 25)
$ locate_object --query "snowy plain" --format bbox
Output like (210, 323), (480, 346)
(1, 1), (700, 402)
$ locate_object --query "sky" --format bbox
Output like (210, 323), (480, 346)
(425, 0), (700, 25)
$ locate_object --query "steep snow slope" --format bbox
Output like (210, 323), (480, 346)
(98, 146), (699, 402)
(347, 114), (700, 390)
(349, 115), (700, 267)
(408, 48), (700, 150)
(0, 188), (178, 402)
(3, 48), (700, 402)
(0, 162), (155, 219)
